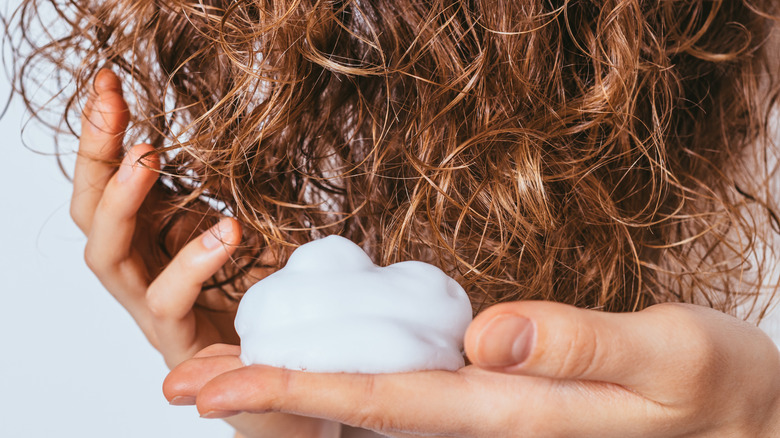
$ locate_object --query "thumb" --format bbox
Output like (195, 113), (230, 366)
(464, 301), (738, 392)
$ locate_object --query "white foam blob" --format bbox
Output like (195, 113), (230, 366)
(235, 235), (473, 373)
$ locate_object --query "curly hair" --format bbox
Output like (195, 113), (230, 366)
(6, 0), (780, 317)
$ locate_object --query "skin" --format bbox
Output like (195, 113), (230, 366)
(162, 302), (780, 438)
(79, 69), (780, 437)
(75, 68), (340, 438)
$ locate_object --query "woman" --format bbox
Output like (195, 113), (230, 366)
(8, 0), (780, 436)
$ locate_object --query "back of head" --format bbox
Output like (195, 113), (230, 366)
(7, 0), (780, 316)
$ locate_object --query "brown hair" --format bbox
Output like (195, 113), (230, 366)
(6, 0), (780, 317)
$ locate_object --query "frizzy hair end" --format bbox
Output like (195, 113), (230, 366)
(5, 0), (780, 318)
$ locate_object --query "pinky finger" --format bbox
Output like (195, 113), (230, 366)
(145, 218), (242, 363)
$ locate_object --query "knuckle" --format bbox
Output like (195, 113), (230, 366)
(69, 202), (89, 232)
(649, 303), (724, 402)
(265, 368), (296, 413)
(654, 304), (720, 369)
(361, 374), (377, 401)
(96, 188), (120, 214)
(555, 322), (599, 379)
(83, 241), (107, 273)
(682, 334), (721, 384)
(279, 367), (295, 395)
(342, 376), (386, 431)
(145, 287), (172, 319)
(346, 409), (386, 433)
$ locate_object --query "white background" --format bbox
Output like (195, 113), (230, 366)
(3, 2), (780, 437)
(0, 55), (233, 438)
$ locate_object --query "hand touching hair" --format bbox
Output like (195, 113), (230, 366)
(6, 0), (780, 317)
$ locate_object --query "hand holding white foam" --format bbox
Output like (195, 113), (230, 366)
(235, 235), (473, 373)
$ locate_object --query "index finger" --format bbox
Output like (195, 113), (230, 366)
(166, 355), (670, 437)
(192, 365), (503, 436)
(71, 68), (129, 233)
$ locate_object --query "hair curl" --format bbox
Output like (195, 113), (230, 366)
(6, 0), (780, 317)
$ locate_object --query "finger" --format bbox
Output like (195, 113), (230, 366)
(72, 69), (129, 233)
(190, 364), (666, 437)
(193, 343), (242, 359)
(193, 366), (485, 436)
(83, 144), (160, 327)
(145, 218), (242, 362)
(165, 348), (345, 438)
(170, 355), (672, 437)
(85, 143), (160, 275)
(164, 344), (239, 401)
(463, 301), (736, 396)
(163, 353), (244, 404)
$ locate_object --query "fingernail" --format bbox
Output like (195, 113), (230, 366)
(93, 68), (113, 94)
(202, 219), (233, 250)
(169, 396), (196, 406)
(92, 69), (105, 91)
(200, 410), (241, 419)
(476, 314), (535, 367)
(87, 70), (118, 130)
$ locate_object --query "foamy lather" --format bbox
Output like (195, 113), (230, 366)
(235, 235), (473, 373)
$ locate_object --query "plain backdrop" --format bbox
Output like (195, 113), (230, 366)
(4, 3), (780, 438)
(5, 77), (780, 438)
(0, 61), (233, 438)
